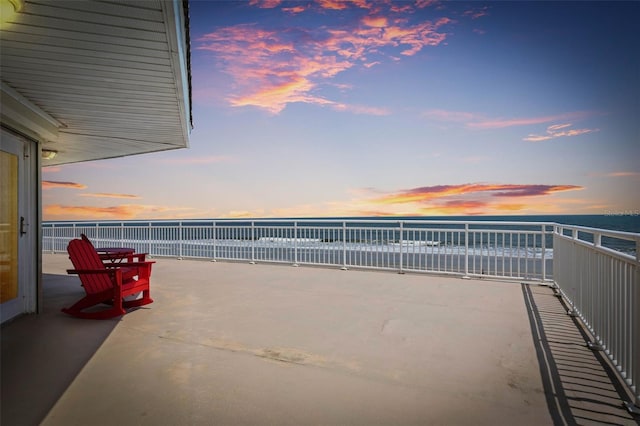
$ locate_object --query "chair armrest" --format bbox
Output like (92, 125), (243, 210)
(130, 253), (148, 262)
(67, 269), (116, 275)
(103, 261), (155, 268)
(99, 253), (149, 261)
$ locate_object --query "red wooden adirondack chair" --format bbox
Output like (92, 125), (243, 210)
(63, 238), (154, 319)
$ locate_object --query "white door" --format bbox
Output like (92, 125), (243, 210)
(1, 129), (33, 322)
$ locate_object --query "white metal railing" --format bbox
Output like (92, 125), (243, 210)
(553, 224), (640, 411)
(42, 218), (640, 408)
(42, 219), (555, 281)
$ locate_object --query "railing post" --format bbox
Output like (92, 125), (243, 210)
(594, 232), (602, 248)
(541, 224), (547, 282)
(629, 239), (640, 412)
(148, 222), (152, 256)
(463, 223), (470, 278)
(250, 221), (256, 264)
(178, 221), (183, 259)
(341, 221), (348, 270)
(398, 221), (404, 274)
(211, 221), (217, 262)
(292, 221), (299, 267)
(120, 222), (124, 248)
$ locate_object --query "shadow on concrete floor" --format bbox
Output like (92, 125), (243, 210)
(522, 284), (640, 426)
(1, 274), (120, 426)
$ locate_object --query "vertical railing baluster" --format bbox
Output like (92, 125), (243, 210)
(250, 221), (255, 264)
(464, 223), (469, 278)
(293, 221), (298, 267)
(541, 225), (547, 281)
(341, 221), (347, 270)
(211, 221), (217, 261)
(398, 221), (404, 274)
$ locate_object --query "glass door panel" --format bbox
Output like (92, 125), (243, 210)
(0, 150), (19, 303)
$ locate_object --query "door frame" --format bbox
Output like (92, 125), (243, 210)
(1, 127), (39, 323)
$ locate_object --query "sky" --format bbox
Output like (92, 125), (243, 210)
(42, 0), (640, 221)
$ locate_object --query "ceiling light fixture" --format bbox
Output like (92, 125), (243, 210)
(0, 0), (24, 25)
(42, 149), (58, 160)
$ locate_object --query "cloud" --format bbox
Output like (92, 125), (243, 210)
(224, 210), (265, 218)
(44, 204), (198, 220)
(423, 109), (600, 142)
(463, 6), (490, 19)
(196, 3), (456, 114)
(369, 183), (582, 205)
(44, 204), (148, 219)
(42, 180), (87, 189)
(270, 183), (585, 218)
(79, 193), (141, 199)
(423, 109), (598, 130)
(249, 0), (282, 8)
(283, 5), (306, 14)
(415, 0), (438, 8)
(317, 0), (371, 10)
(523, 123), (599, 142)
(604, 172), (640, 177)
(362, 16), (388, 28)
(420, 199), (489, 215)
(468, 111), (596, 129)
(331, 103), (391, 115)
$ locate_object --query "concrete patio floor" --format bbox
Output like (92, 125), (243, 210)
(2, 254), (638, 425)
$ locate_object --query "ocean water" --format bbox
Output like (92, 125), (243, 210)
(44, 214), (640, 259)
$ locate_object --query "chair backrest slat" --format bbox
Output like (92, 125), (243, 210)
(67, 239), (112, 293)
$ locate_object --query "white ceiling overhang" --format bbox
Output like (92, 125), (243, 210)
(0, 0), (192, 165)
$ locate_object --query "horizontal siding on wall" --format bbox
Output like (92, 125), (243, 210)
(1, 0), (190, 164)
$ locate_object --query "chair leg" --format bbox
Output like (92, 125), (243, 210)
(62, 304), (126, 319)
(62, 294), (126, 319)
(123, 289), (153, 308)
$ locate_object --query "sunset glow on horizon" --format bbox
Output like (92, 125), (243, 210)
(42, 1), (640, 221)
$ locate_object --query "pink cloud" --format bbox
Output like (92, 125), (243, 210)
(523, 124), (599, 142)
(362, 16), (388, 28)
(44, 204), (147, 220)
(249, 0), (282, 8)
(283, 5), (306, 14)
(370, 183), (583, 205)
(423, 109), (601, 142)
(331, 103), (390, 115)
(468, 111), (595, 129)
(79, 193), (140, 199)
(196, 4), (454, 114)
(415, 0), (438, 8)
(423, 109), (598, 129)
(463, 6), (489, 19)
(316, 0), (349, 10)
(44, 204), (198, 220)
(605, 171), (640, 177)
(42, 180), (87, 189)
(340, 183), (586, 216)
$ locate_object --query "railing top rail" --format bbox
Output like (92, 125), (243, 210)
(42, 218), (557, 227)
(554, 223), (640, 241)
